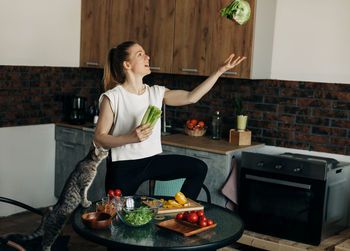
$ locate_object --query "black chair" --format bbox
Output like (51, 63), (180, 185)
(0, 197), (69, 251)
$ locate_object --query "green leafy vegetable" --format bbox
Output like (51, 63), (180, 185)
(123, 206), (153, 226)
(220, 0), (251, 25)
(141, 105), (162, 126)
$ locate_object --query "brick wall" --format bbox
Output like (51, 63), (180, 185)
(1, 66), (349, 155)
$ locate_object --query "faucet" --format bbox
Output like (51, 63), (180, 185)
(162, 104), (172, 135)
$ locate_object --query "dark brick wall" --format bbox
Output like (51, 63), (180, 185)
(1, 65), (349, 155)
(0, 66), (103, 126)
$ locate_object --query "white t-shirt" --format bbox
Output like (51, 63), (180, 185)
(99, 84), (165, 161)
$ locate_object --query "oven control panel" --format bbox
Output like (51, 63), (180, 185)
(242, 152), (327, 180)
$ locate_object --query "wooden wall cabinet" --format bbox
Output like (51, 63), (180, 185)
(80, 0), (275, 79)
(108, 0), (175, 74)
(80, 0), (110, 68)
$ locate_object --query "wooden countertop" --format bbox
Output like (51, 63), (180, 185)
(161, 133), (264, 155)
(56, 123), (264, 155)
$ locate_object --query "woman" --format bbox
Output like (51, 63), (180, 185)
(94, 41), (246, 199)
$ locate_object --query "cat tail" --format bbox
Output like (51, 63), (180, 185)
(18, 207), (53, 241)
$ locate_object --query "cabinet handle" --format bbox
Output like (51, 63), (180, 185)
(150, 66), (161, 71)
(223, 71), (237, 75)
(62, 129), (75, 134)
(192, 153), (212, 160)
(86, 62), (99, 66)
(181, 68), (198, 73)
(62, 143), (76, 149)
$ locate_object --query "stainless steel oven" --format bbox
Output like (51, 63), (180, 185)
(239, 152), (350, 245)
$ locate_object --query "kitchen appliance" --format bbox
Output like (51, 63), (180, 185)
(69, 96), (86, 125)
(239, 151), (350, 245)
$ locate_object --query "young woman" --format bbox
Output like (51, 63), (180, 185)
(94, 41), (246, 199)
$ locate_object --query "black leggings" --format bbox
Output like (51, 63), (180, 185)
(105, 154), (208, 200)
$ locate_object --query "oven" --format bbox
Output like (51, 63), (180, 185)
(239, 152), (350, 245)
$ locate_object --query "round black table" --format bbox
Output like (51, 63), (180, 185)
(72, 199), (244, 251)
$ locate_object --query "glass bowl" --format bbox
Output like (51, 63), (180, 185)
(116, 195), (163, 227)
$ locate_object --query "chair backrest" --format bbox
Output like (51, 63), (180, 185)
(154, 178), (185, 197)
(149, 180), (211, 204)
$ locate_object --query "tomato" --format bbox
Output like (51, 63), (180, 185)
(193, 125), (200, 131)
(188, 212), (198, 223)
(207, 219), (214, 226)
(190, 119), (198, 126)
(199, 216), (207, 222)
(108, 190), (115, 197)
(198, 121), (205, 128)
(199, 219), (207, 227)
(186, 120), (191, 125)
(114, 189), (122, 197)
(183, 212), (189, 221)
(187, 122), (194, 129)
(197, 210), (204, 217)
(176, 212), (184, 220)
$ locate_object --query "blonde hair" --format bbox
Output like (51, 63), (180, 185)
(103, 41), (137, 91)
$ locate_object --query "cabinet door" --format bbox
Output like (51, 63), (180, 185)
(55, 141), (85, 197)
(208, 0), (255, 78)
(84, 132), (107, 201)
(80, 0), (110, 68)
(172, 0), (212, 76)
(109, 0), (175, 74)
(186, 149), (230, 206)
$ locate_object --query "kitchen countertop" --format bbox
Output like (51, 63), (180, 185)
(161, 133), (264, 155)
(56, 122), (264, 155)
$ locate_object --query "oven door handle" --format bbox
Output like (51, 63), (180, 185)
(246, 174), (311, 190)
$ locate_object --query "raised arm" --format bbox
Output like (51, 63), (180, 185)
(163, 54), (246, 106)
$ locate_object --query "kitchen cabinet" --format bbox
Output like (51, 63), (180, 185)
(208, 0), (255, 78)
(136, 144), (233, 207)
(80, 0), (110, 68)
(80, 0), (175, 73)
(80, 0), (274, 79)
(55, 126), (106, 202)
(109, 0), (175, 74)
(163, 144), (233, 207)
(172, 0), (212, 76)
(172, 0), (255, 78)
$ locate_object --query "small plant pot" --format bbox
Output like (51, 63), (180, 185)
(237, 115), (248, 131)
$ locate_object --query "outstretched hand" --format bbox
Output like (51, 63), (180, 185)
(218, 53), (247, 74)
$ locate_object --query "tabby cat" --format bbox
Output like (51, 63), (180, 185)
(19, 142), (108, 251)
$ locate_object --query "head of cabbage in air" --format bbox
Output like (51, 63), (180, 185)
(220, 0), (251, 25)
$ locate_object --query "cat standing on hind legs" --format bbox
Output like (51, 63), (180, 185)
(17, 142), (108, 251)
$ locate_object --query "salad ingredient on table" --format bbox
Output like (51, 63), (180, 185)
(158, 191), (190, 208)
(176, 210), (215, 228)
(123, 206), (154, 226)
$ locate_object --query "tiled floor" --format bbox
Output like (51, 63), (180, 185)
(0, 210), (262, 251)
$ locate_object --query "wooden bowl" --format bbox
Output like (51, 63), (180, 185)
(185, 127), (206, 137)
(81, 212), (112, 229)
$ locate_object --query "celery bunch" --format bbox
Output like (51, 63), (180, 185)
(141, 105), (162, 127)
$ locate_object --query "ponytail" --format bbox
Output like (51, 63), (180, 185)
(103, 41), (137, 91)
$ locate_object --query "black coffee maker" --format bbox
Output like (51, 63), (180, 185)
(69, 96), (86, 125)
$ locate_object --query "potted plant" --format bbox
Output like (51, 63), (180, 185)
(234, 97), (248, 131)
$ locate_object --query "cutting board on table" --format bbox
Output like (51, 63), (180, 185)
(144, 198), (204, 215)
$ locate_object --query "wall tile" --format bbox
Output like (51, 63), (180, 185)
(1, 66), (349, 155)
